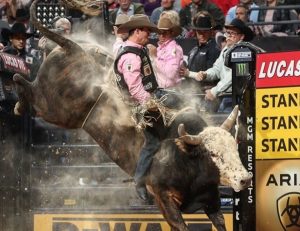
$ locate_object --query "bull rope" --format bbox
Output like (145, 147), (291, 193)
(81, 91), (104, 128)
(81, 68), (116, 129)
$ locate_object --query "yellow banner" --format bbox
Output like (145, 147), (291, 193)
(34, 213), (233, 231)
(256, 159), (300, 231)
(256, 87), (300, 159)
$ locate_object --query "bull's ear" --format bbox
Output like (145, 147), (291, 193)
(220, 105), (239, 131)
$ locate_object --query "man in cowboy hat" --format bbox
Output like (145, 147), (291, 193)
(147, 15), (183, 89)
(1, 22), (33, 56)
(1, 22), (40, 77)
(0, 23), (40, 113)
(114, 14), (162, 202)
(180, 12), (220, 86)
(186, 18), (255, 113)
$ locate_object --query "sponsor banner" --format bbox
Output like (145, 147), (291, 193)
(256, 159), (300, 231)
(235, 63), (250, 77)
(0, 53), (29, 75)
(34, 213), (233, 231)
(256, 87), (300, 159)
(256, 51), (300, 88)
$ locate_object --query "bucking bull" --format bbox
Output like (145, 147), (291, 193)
(12, 1), (252, 230)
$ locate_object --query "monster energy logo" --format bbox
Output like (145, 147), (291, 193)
(236, 63), (249, 76)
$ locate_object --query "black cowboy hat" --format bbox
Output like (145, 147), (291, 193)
(1, 23), (33, 41)
(190, 16), (213, 31)
(224, 18), (254, 41)
(15, 8), (30, 22)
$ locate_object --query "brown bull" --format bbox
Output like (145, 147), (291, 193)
(13, 1), (252, 230)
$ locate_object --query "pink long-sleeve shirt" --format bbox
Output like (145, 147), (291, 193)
(117, 40), (151, 104)
(155, 39), (184, 88)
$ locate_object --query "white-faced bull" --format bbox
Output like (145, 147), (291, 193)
(13, 1), (252, 230)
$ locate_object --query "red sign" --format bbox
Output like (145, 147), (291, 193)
(256, 51), (300, 88)
(0, 53), (29, 76)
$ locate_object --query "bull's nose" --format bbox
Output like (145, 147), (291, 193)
(240, 175), (252, 188)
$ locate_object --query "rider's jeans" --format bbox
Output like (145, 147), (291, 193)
(134, 126), (160, 185)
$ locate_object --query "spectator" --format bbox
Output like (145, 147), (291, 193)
(256, 0), (293, 36)
(186, 18), (254, 113)
(0, 23), (40, 113)
(2, 0), (16, 25)
(181, 0), (190, 8)
(38, 17), (72, 59)
(1, 22), (34, 62)
(0, 18), (9, 49)
(140, 0), (161, 16)
(226, 0), (259, 24)
(109, 0), (145, 25)
(150, 0), (179, 25)
(283, 0), (300, 34)
(114, 14), (160, 202)
(147, 16), (184, 88)
(112, 14), (129, 55)
(180, 12), (220, 80)
(0, 0), (8, 20)
(15, 8), (30, 30)
(151, 10), (188, 38)
(210, 0), (238, 16)
(107, 0), (118, 12)
(15, 8), (37, 55)
(284, 0), (300, 16)
(3, 0), (31, 24)
(235, 4), (250, 23)
(179, 0), (225, 31)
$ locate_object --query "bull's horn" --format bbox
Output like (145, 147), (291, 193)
(220, 105), (239, 131)
(178, 124), (202, 145)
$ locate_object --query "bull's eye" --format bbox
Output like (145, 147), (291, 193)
(211, 153), (217, 158)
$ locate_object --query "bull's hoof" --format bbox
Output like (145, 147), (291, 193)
(136, 184), (149, 201)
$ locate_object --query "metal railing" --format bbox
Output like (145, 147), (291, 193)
(247, 5), (300, 27)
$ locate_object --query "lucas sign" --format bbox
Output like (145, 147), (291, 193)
(256, 52), (300, 159)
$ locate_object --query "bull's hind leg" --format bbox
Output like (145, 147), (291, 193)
(206, 210), (226, 231)
(154, 192), (189, 231)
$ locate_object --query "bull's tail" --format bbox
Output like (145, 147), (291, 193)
(30, 0), (84, 55)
